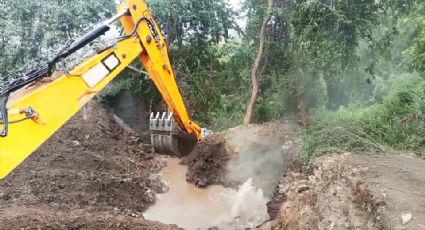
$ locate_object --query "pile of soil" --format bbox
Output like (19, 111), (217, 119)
(265, 152), (425, 229)
(182, 120), (300, 192)
(0, 101), (179, 229)
(348, 152), (425, 229)
(266, 153), (387, 229)
(181, 135), (230, 187)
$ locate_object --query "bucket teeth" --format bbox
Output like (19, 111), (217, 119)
(150, 111), (179, 155)
(150, 112), (174, 132)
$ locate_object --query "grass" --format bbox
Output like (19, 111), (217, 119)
(303, 77), (425, 163)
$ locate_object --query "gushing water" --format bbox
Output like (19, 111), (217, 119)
(223, 178), (269, 229)
(143, 158), (268, 230)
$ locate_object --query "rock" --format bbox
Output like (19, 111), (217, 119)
(401, 213), (412, 225)
(207, 227), (219, 230)
(146, 175), (169, 193)
(297, 184), (309, 194)
(278, 184), (290, 194)
(344, 222), (351, 228)
(138, 143), (145, 149)
(71, 140), (80, 146)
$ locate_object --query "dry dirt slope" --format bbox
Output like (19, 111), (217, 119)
(0, 102), (179, 230)
(266, 152), (425, 230)
(349, 153), (425, 229)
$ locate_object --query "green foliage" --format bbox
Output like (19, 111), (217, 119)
(0, 0), (115, 78)
(147, 0), (238, 46)
(292, 0), (380, 69)
(175, 42), (252, 129)
(143, 0), (242, 129)
(238, 0), (396, 124)
(3, 0), (425, 148)
(410, 18), (425, 72)
(101, 63), (161, 100)
(303, 77), (425, 162)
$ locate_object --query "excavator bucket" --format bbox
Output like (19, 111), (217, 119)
(150, 112), (197, 156)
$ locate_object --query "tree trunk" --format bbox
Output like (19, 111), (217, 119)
(296, 68), (313, 126)
(244, 0), (274, 125)
(296, 92), (313, 126)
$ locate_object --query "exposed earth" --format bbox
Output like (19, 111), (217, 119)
(1, 101), (424, 229)
(178, 120), (425, 229)
(263, 152), (425, 230)
(0, 102), (179, 229)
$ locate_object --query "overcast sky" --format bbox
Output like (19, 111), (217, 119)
(229, 0), (243, 10)
(228, 0), (246, 31)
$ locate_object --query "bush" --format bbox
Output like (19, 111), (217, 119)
(303, 77), (425, 162)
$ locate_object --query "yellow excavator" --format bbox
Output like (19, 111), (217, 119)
(0, 0), (207, 179)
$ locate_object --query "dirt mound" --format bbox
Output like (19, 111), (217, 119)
(181, 135), (230, 187)
(267, 153), (387, 230)
(266, 160), (303, 220)
(265, 152), (425, 229)
(348, 152), (425, 229)
(182, 120), (300, 193)
(0, 101), (177, 229)
(0, 206), (180, 230)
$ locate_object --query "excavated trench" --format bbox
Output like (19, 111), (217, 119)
(142, 121), (301, 229)
(104, 92), (302, 229)
(143, 118), (397, 230)
(144, 157), (268, 229)
(0, 93), (298, 229)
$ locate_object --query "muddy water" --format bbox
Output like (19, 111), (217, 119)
(144, 158), (268, 230)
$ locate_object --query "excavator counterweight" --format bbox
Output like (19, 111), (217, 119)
(0, 0), (204, 179)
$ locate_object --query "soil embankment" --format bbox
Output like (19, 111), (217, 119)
(183, 120), (301, 194)
(265, 152), (425, 230)
(0, 102), (179, 229)
(182, 135), (230, 187)
(265, 154), (387, 229)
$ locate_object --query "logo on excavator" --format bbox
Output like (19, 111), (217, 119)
(82, 53), (120, 88)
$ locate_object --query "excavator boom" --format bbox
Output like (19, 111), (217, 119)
(0, 0), (202, 179)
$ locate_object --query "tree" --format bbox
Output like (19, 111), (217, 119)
(148, 0), (237, 47)
(409, 7), (425, 72)
(0, 0), (115, 78)
(145, 0), (240, 126)
(244, 0), (274, 124)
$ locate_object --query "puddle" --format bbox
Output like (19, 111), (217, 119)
(144, 158), (268, 230)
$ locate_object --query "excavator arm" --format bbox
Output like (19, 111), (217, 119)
(0, 0), (203, 179)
